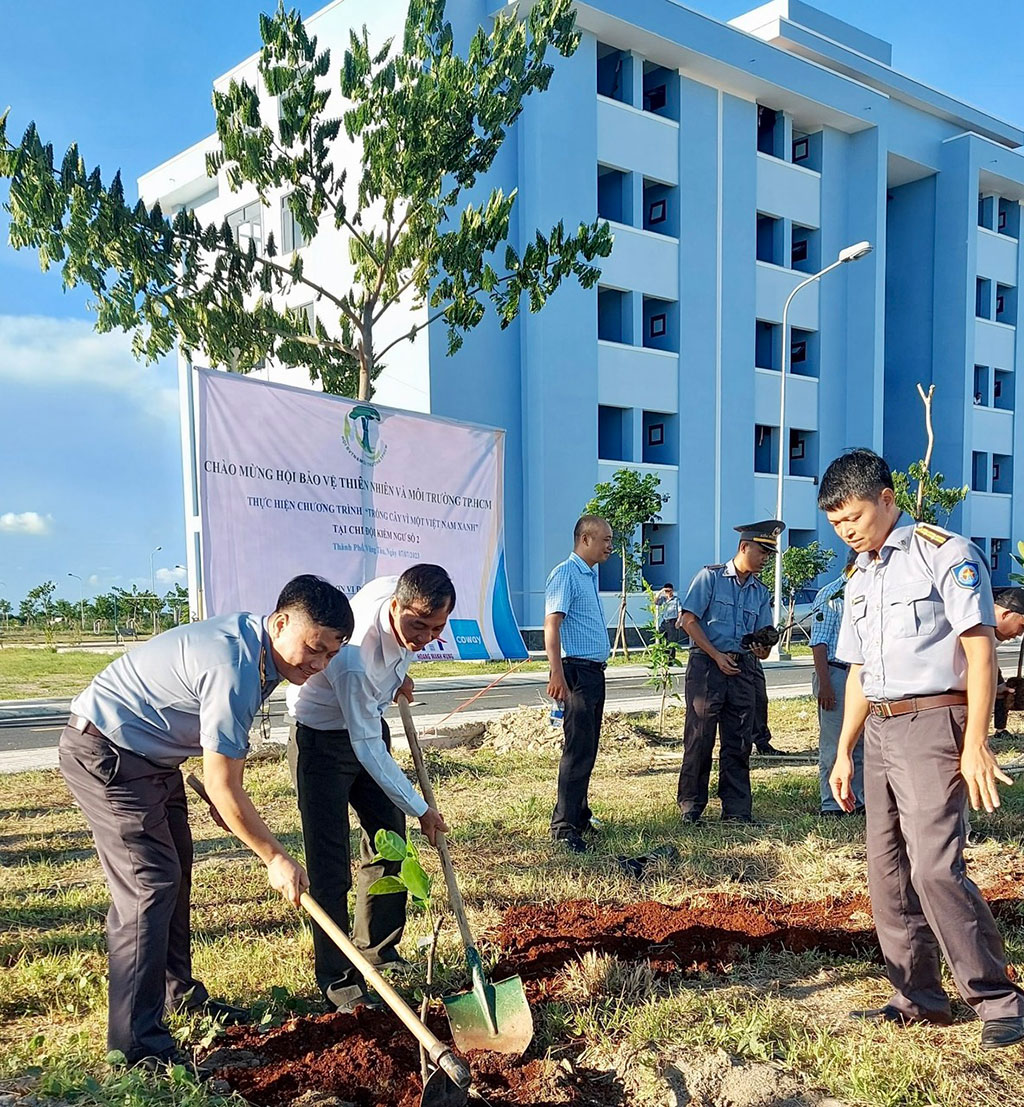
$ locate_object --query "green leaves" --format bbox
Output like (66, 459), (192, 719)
(369, 828), (432, 910)
(586, 470), (666, 591)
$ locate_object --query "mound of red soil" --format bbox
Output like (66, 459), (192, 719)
(490, 893), (880, 983)
(209, 1007), (613, 1107)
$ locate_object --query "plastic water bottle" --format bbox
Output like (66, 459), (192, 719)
(549, 701), (564, 727)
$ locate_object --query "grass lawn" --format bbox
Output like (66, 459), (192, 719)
(0, 648), (121, 701)
(2, 701), (1023, 1106)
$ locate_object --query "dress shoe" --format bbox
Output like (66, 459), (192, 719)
(678, 809), (701, 825)
(375, 956), (416, 978)
(754, 742), (786, 756)
(554, 830), (590, 854)
(849, 1004), (953, 1027)
(199, 999), (252, 1025)
(332, 991), (384, 1015)
(981, 1016), (1024, 1049)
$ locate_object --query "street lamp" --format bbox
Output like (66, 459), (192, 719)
(150, 545), (162, 636)
(771, 241), (873, 647)
(67, 572), (85, 632)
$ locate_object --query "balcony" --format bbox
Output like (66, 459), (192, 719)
(756, 153), (820, 226)
(754, 473), (818, 530)
(753, 368), (818, 431)
(601, 222), (678, 301)
(598, 341), (678, 411)
(972, 405), (1014, 455)
(975, 318), (1016, 370)
(756, 262), (819, 330)
(597, 97), (678, 187)
(977, 227), (1018, 286)
(970, 491), (1012, 536)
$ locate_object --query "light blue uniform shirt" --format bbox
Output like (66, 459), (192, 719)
(808, 574), (847, 662)
(656, 593), (682, 624)
(836, 522), (994, 700)
(545, 552), (610, 663)
(682, 559), (773, 653)
(71, 613), (279, 766)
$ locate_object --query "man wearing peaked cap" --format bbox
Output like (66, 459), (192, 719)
(677, 519), (784, 824)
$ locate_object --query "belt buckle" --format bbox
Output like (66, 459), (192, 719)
(870, 701), (891, 718)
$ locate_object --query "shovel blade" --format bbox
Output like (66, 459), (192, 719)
(420, 1065), (469, 1107)
(443, 974), (534, 1055)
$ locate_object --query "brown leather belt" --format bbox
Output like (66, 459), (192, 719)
(867, 693), (967, 719)
(68, 713), (106, 739)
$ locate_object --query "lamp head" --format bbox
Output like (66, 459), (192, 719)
(838, 240), (872, 263)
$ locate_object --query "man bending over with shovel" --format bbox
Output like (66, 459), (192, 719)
(59, 575), (353, 1070)
(287, 564), (451, 1013)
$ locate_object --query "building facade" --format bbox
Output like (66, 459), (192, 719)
(140, 0), (1024, 631)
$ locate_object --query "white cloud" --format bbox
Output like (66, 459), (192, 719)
(155, 566), (187, 585)
(0, 314), (178, 422)
(0, 511), (53, 535)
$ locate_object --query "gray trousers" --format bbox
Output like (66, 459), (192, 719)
(287, 721), (407, 1009)
(864, 706), (1024, 1021)
(813, 664), (864, 812)
(58, 725), (208, 1062)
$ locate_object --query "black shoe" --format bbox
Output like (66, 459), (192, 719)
(849, 1004), (953, 1027)
(754, 743), (786, 756)
(554, 831), (590, 854)
(198, 999), (252, 1026)
(965, 828), (990, 848)
(981, 1016), (1024, 1049)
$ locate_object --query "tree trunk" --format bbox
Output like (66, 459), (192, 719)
(914, 383), (936, 521)
(614, 546), (629, 659)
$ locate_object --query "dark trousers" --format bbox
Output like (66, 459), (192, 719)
(58, 725), (208, 1062)
(864, 707), (1024, 1022)
(551, 660), (606, 836)
(677, 650), (756, 819)
(752, 658), (772, 750)
(288, 720), (407, 1009)
(659, 621), (682, 661)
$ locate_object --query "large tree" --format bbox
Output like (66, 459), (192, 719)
(0, 0), (610, 400)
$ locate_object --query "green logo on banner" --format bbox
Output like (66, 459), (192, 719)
(342, 404), (387, 464)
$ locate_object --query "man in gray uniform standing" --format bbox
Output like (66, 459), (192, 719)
(822, 448), (1024, 1049)
(677, 520), (783, 824)
(59, 575), (353, 1068)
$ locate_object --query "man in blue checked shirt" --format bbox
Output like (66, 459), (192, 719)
(545, 515), (614, 853)
(809, 551), (864, 816)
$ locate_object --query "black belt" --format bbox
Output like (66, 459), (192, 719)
(68, 713), (107, 739)
(564, 657), (607, 671)
(828, 660), (849, 671)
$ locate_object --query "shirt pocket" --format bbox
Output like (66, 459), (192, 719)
(707, 594), (736, 633)
(885, 578), (939, 638)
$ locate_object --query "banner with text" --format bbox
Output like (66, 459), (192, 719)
(197, 369), (526, 660)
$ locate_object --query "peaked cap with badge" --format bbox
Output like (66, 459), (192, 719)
(734, 519), (786, 551)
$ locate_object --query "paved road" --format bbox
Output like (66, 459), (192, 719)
(0, 662), (819, 763)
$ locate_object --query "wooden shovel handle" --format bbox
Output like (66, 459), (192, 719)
(397, 698), (478, 956)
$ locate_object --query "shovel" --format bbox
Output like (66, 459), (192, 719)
(184, 773), (470, 1107)
(397, 699), (533, 1055)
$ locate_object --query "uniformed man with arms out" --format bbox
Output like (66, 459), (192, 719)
(677, 520), (784, 824)
(59, 575), (354, 1069)
(822, 448), (1024, 1050)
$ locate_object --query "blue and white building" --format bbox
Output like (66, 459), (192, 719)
(141, 0), (1024, 634)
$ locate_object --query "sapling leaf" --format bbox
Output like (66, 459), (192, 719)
(401, 855), (432, 903)
(373, 828), (407, 861)
(368, 875), (407, 895)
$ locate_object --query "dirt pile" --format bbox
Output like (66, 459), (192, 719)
(484, 708), (652, 754)
(206, 1008), (617, 1107)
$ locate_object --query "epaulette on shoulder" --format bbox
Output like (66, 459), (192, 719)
(915, 523), (951, 548)
(705, 564), (725, 571)
(843, 562), (859, 579)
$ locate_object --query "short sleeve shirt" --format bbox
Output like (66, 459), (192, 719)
(808, 574), (847, 662)
(70, 613), (278, 766)
(682, 560), (773, 653)
(545, 553), (610, 662)
(836, 522), (994, 700)
(656, 594), (682, 623)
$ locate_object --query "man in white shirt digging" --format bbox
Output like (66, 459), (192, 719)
(287, 565), (452, 1012)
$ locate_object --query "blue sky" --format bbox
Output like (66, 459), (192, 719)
(1, 0), (1021, 607)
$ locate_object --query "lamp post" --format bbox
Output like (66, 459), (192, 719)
(771, 241), (873, 651)
(67, 572), (85, 632)
(150, 545), (162, 636)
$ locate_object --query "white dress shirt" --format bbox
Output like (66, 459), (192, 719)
(287, 576), (427, 817)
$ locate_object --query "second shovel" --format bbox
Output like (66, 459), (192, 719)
(397, 698), (533, 1055)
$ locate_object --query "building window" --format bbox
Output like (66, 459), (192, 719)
(792, 137), (809, 162)
(997, 294), (1005, 316)
(226, 202), (263, 251)
(281, 194), (307, 253)
(648, 199), (666, 225)
(650, 314), (667, 338)
(649, 544), (665, 566)
(644, 84), (666, 113)
(999, 209), (1007, 232)
(791, 339), (807, 365)
(790, 436), (805, 460)
(647, 422), (664, 447)
(994, 377), (1002, 398)
(791, 238), (808, 265)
